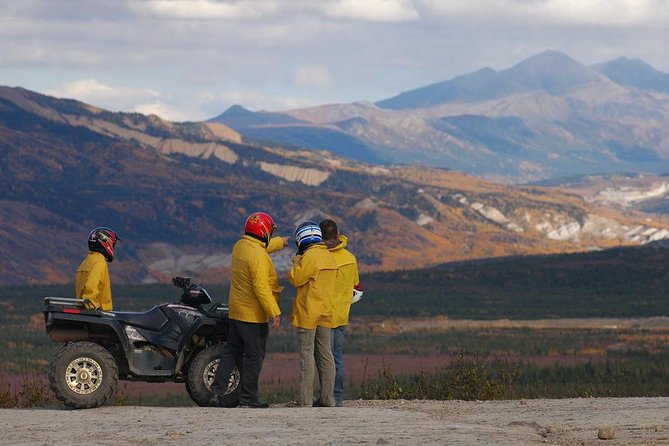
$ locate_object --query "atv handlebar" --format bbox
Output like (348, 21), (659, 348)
(172, 276), (191, 289)
(172, 276), (215, 308)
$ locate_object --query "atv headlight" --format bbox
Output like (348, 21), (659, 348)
(124, 325), (148, 342)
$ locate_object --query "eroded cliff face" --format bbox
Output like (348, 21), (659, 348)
(594, 182), (669, 207)
(158, 140), (238, 164)
(259, 162), (330, 186)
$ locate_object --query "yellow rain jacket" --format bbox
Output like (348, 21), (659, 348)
(75, 251), (113, 311)
(321, 235), (360, 328)
(289, 243), (338, 329)
(228, 235), (283, 323)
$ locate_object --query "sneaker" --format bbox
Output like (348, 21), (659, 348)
(335, 401), (344, 407)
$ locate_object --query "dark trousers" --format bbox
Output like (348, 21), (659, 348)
(213, 319), (269, 404)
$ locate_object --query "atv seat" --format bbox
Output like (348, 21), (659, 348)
(113, 306), (169, 331)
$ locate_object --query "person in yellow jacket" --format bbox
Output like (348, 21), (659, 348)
(75, 227), (120, 311)
(319, 219), (362, 407)
(288, 221), (338, 407)
(212, 212), (287, 408)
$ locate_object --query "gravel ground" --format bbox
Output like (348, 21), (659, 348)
(2, 397), (668, 445)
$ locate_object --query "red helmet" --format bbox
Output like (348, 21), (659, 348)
(244, 212), (276, 245)
(88, 227), (120, 262)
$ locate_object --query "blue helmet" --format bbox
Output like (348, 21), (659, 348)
(294, 221), (322, 249)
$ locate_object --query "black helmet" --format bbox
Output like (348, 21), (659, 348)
(88, 227), (120, 262)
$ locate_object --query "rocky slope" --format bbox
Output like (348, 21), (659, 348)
(1, 86), (668, 285)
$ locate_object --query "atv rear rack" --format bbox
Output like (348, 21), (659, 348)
(43, 297), (92, 310)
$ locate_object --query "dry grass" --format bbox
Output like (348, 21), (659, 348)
(0, 369), (55, 408)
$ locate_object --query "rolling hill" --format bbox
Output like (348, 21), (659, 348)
(1, 86), (668, 285)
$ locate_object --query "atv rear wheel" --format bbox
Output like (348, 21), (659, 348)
(49, 341), (118, 409)
(186, 344), (240, 407)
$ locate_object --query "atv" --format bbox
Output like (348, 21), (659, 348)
(42, 277), (240, 409)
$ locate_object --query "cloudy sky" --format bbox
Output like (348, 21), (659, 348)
(1, 0), (667, 121)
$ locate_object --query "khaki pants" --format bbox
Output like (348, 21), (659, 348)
(297, 325), (335, 407)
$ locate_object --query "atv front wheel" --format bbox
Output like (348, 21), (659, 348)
(48, 341), (118, 409)
(187, 344), (240, 407)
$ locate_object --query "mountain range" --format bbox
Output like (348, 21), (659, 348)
(1, 83), (669, 285)
(211, 51), (669, 183)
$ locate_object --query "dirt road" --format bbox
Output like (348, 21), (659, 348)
(2, 397), (668, 445)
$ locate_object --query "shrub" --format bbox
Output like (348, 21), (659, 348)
(360, 353), (519, 401)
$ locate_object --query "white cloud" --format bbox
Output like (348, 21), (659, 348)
(0, 40), (107, 68)
(49, 78), (161, 112)
(423, 0), (669, 26)
(2, 0), (669, 121)
(293, 66), (334, 88)
(541, 0), (666, 25)
(127, 0), (279, 20)
(49, 79), (201, 121)
(135, 101), (191, 121)
(46, 79), (319, 121)
(322, 0), (420, 22)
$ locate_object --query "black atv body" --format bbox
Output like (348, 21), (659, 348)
(43, 277), (240, 409)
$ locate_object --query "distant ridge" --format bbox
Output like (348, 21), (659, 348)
(210, 104), (384, 163)
(376, 50), (600, 109)
(206, 51), (669, 182)
(593, 57), (669, 94)
(214, 104), (307, 127)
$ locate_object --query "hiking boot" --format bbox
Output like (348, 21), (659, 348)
(238, 401), (270, 408)
(209, 393), (239, 408)
(312, 399), (334, 407)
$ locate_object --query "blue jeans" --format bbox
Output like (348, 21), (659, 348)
(330, 326), (345, 404)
